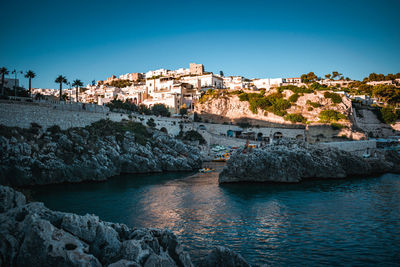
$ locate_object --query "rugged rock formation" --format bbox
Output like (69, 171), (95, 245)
(198, 246), (250, 267)
(0, 120), (202, 186)
(195, 91), (352, 125)
(219, 141), (400, 183)
(0, 186), (250, 267)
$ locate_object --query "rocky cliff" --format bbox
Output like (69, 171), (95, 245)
(0, 185), (250, 266)
(219, 141), (400, 183)
(196, 90), (352, 125)
(0, 120), (202, 186)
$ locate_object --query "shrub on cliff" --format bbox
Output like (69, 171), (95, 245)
(379, 107), (399, 124)
(306, 100), (322, 108)
(86, 119), (151, 145)
(239, 93), (249, 101)
(106, 99), (138, 113)
(310, 82), (329, 91)
(319, 110), (347, 122)
(146, 118), (156, 128)
(324, 92), (342, 103)
(277, 85), (313, 94)
(288, 93), (300, 103)
(331, 123), (346, 130)
(47, 125), (62, 134)
(284, 113), (306, 123)
(151, 104), (171, 117)
(180, 130), (206, 144)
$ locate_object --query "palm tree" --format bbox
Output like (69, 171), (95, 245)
(72, 79), (83, 102)
(24, 70), (36, 97)
(55, 75), (68, 101)
(0, 67), (9, 96)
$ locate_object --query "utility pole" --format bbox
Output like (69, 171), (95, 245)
(11, 69), (23, 98)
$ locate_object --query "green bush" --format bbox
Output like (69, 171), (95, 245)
(106, 99), (138, 112)
(319, 110), (347, 122)
(181, 130), (206, 144)
(379, 107), (399, 124)
(306, 100), (322, 108)
(47, 125), (62, 134)
(310, 82), (328, 91)
(277, 85), (313, 94)
(331, 123), (346, 130)
(284, 113), (306, 123)
(146, 118), (156, 128)
(288, 93), (300, 103)
(239, 93), (249, 101)
(151, 104), (170, 117)
(324, 92), (342, 103)
(86, 119), (151, 145)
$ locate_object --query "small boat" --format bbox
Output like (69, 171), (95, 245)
(363, 153), (371, 158)
(212, 158), (226, 162)
(199, 168), (215, 173)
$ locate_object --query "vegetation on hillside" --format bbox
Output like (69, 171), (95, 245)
(363, 72), (400, 82)
(106, 99), (170, 117)
(378, 107), (400, 124)
(177, 130), (206, 144)
(284, 113), (306, 123)
(151, 103), (171, 117)
(319, 110), (347, 123)
(108, 79), (132, 88)
(323, 92), (342, 103)
(238, 91), (292, 116)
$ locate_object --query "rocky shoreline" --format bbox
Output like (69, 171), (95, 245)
(219, 141), (400, 183)
(0, 120), (202, 187)
(0, 185), (250, 266)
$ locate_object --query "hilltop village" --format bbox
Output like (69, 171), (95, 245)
(1, 63), (400, 148)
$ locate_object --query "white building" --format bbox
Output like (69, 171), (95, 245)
(145, 69), (169, 79)
(252, 78), (283, 90)
(223, 76), (244, 90)
(181, 74), (223, 90)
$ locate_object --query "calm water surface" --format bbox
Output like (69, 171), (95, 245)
(31, 163), (400, 266)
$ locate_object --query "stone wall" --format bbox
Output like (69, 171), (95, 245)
(321, 140), (377, 156)
(0, 102), (312, 146)
(0, 102), (126, 130)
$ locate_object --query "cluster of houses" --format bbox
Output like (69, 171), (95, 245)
(30, 63), (400, 114)
(31, 63), (305, 113)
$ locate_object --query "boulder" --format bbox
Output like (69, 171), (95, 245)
(219, 141), (400, 183)
(198, 246), (250, 267)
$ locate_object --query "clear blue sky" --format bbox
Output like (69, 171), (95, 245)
(1, 0), (399, 88)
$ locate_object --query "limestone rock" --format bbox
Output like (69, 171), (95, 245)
(0, 185), (195, 267)
(0, 122), (202, 186)
(198, 246), (250, 267)
(219, 140), (400, 183)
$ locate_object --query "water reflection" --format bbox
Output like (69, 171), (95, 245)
(30, 167), (400, 265)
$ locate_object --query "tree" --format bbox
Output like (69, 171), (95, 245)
(379, 107), (398, 124)
(24, 70), (36, 97)
(151, 103), (170, 117)
(72, 79), (83, 102)
(55, 75), (68, 101)
(146, 118), (156, 128)
(300, 72), (318, 83)
(331, 71), (342, 80)
(219, 70), (224, 77)
(0, 67), (9, 96)
(179, 107), (188, 118)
